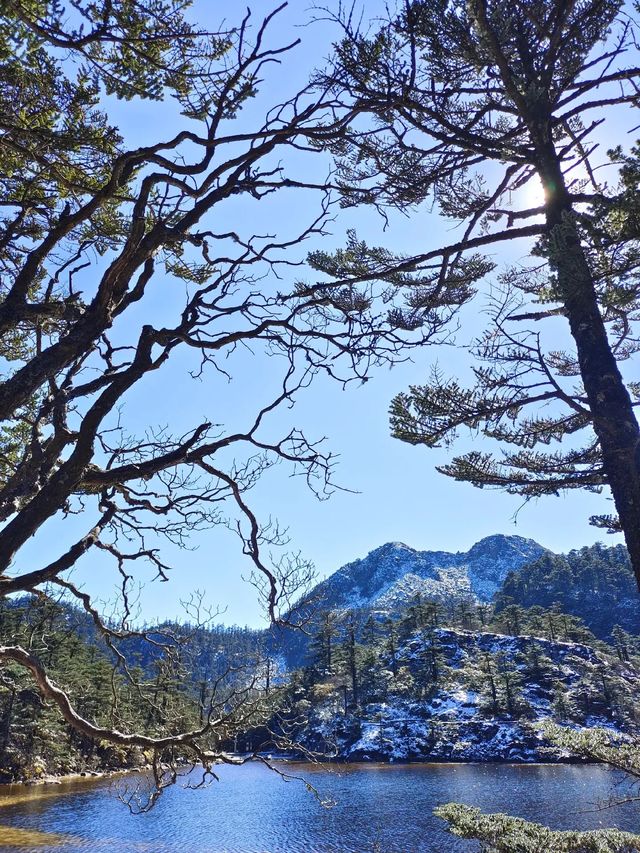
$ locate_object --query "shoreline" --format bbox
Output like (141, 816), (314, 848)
(1, 765), (150, 791)
(259, 748), (591, 766)
(2, 752), (598, 791)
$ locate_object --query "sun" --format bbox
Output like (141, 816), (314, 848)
(523, 175), (546, 210)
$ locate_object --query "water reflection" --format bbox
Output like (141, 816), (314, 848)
(0, 824), (70, 848)
(0, 763), (637, 853)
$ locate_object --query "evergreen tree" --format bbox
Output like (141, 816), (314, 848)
(416, 623), (445, 697)
(308, 612), (339, 678)
(612, 626), (632, 662)
(333, 614), (362, 710)
(317, 0), (640, 584)
(384, 619), (399, 679)
(495, 653), (525, 718)
(492, 604), (526, 637)
(518, 641), (554, 685)
(436, 803), (640, 852)
(358, 646), (384, 704)
(478, 653), (500, 716)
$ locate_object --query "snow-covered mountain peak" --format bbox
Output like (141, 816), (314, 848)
(311, 535), (548, 613)
(365, 541), (417, 560)
(467, 534), (543, 560)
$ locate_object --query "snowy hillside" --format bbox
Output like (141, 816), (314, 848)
(290, 627), (639, 762)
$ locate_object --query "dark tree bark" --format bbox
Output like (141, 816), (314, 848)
(540, 148), (640, 581)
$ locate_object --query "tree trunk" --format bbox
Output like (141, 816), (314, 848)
(0, 686), (15, 760)
(348, 627), (358, 707)
(536, 145), (640, 587)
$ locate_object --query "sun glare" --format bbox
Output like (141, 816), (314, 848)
(524, 175), (546, 209)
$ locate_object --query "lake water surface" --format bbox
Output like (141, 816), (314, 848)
(0, 762), (638, 852)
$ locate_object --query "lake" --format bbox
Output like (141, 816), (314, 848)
(0, 762), (638, 852)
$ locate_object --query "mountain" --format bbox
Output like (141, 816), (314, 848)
(304, 534), (547, 614)
(274, 535), (548, 669)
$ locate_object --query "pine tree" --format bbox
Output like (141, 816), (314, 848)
(492, 604), (526, 637)
(317, 0), (640, 585)
(496, 544), (640, 638)
(495, 653), (525, 718)
(384, 619), (399, 679)
(418, 624), (445, 695)
(612, 626), (632, 662)
(334, 614), (361, 710)
(309, 612), (339, 678)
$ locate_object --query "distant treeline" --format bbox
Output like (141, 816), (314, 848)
(496, 543), (640, 637)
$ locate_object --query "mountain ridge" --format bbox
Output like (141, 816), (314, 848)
(304, 534), (548, 614)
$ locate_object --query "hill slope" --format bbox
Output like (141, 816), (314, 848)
(286, 626), (640, 762)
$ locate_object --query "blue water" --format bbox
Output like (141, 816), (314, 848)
(0, 762), (638, 852)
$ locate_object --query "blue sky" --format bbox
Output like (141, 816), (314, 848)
(37, 0), (628, 628)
